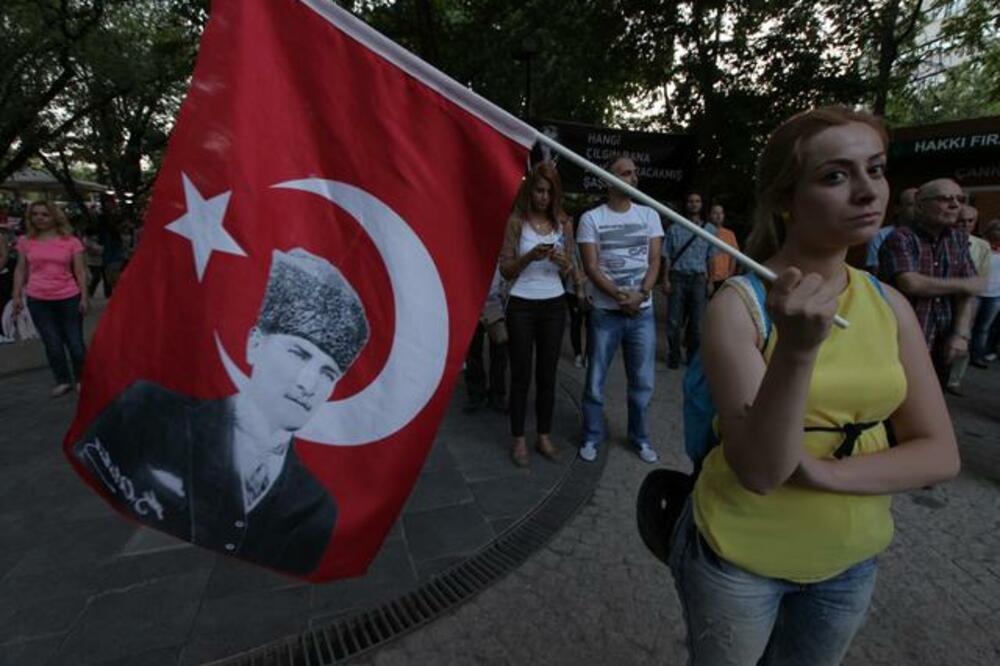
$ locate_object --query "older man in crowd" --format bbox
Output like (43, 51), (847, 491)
(945, 205), (992, 392)
(879, 179), (985, 388)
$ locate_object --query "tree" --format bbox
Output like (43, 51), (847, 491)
(885, 0), (1000, 125)
(75, 0), (205, 205)
(0, 0), (110, 182)
(356, 0), (644, 124)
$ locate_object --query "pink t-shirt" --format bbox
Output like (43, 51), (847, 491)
(18, 235), (85, 300)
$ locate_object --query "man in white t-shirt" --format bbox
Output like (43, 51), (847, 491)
(576, 155), (664, 464)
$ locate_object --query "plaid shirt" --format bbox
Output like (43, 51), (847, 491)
(878, 223), (976, 349)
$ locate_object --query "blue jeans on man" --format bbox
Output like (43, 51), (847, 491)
(666, 271), (708, 367)
(580, 306), (656, 462)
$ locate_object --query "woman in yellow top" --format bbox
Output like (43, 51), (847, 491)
(668, 107), (960, 665)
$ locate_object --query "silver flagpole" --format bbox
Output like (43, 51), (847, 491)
(534, 132), (850, 329)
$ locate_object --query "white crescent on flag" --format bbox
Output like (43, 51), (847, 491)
(215, 179), (449, 446)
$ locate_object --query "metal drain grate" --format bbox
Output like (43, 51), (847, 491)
(215, 451), (605, 666)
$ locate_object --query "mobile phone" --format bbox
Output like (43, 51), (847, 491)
(537, 243), (555, 251)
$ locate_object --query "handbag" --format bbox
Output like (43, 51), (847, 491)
(636, 469), (694, 565)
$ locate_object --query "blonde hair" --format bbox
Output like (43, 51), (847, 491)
(746, 106), (889, 261)
(25, 201), (73, 238)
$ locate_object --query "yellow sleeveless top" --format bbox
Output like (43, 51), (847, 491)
(692, 266), (907, 583)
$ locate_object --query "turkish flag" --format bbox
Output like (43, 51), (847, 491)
(64, 0), (533, 581)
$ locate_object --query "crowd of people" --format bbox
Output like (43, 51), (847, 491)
(464, 105), (987, 664)
(0, 196), (138, 396)
(466, 127), (999, 471)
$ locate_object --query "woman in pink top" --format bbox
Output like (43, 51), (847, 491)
(12, 201), (89, 396)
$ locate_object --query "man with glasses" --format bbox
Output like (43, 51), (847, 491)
(879, 178), (985, 386)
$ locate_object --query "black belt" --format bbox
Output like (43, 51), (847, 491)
(804, 421), (882, 459)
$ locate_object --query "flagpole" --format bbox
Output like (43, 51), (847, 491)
(533, 132), (850, 329)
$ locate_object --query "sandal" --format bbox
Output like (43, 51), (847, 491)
(536, 438), (560, 461)
(511, 441), (530, 468)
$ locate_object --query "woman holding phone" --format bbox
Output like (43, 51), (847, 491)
(669, 107), (960, 664)
(499, 161), (575, 467)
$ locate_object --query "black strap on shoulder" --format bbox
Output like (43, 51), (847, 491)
(804, 421), (882, 459)
(670, 234), (698, 264)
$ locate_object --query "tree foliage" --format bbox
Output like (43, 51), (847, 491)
(0, 0), (108, 182)
(3, 0), (997, 222)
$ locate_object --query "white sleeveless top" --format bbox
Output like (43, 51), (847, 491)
(509, 223), (565, 300)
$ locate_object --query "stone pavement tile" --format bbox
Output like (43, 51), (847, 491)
(202, 557), (306, 601)
(412, 555), (464, 581)
(0, 540), (216, 609)
(179, 586), (311, 666)
(468, 477), (545, 521)
(488, 516), (517, 536)
(120, 526), (192, 556)
(404, 464), (474, 513)
(310, 537), (417, 619)
(49, 569), (211, 666)
(0, 591), (88, 645)
(446, 428), (519, 482)
(0, 547), (24, 583)
(93, 645), (182, 666)
(417, 434), (458, 473)
(0, 634), (64, 666)
(403, 504), (494, 564)
(6, 515), (137, 577)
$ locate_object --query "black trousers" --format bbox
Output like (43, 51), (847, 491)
(506, 295), (566, 437)
(465, 321), (507, 404)
(565, 292), (588, 358)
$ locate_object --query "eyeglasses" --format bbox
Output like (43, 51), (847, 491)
(921, 194), (967, 205)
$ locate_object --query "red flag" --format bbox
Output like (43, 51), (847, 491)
(64, 0), (533, 581)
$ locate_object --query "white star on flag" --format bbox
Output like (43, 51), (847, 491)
(165, 173), (247, 281)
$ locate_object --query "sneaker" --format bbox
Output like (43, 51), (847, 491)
(970, 358), (988, 369)
(636, 442), (659, 464)
(579, 441), (599, 462)
(50, 384), (72, 398)
(573, 354), (585, 369)
(985, 353), (998, 362)
(667, 358), (680, 370)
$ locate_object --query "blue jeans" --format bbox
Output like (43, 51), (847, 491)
(971, 295), (1000, 361)
(581, 306), (656, 446)
(668, 501), (876, 666)
(26, 295), (86, 385)
(666, 271), (708, 363)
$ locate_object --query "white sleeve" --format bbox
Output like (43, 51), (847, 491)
(576, 210), (598, 244)
(645, 207), (665, 238)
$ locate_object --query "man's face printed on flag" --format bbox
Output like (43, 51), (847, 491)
(244, 330), (342, 432)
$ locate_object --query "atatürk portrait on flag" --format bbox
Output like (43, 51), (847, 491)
(73, 248), (369, 576)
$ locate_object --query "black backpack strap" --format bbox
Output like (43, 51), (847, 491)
(804, 420), (882, 459)
(670, 234), (698, 265)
